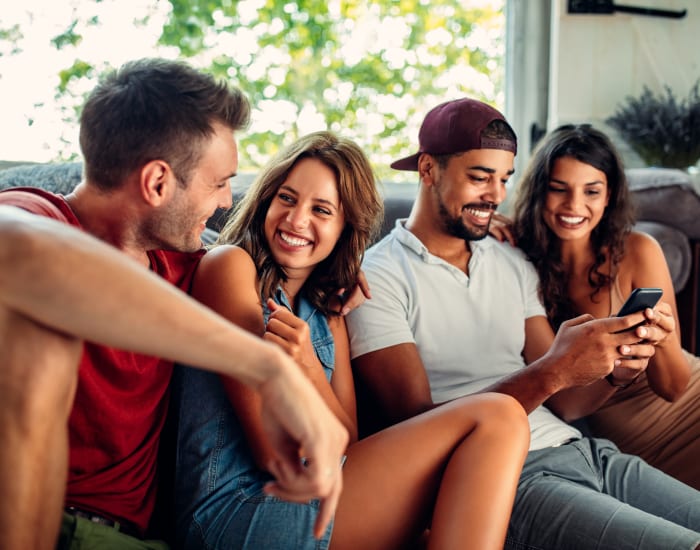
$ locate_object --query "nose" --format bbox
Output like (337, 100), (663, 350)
(286, 205), (309, 229)
(218, 180), (233, 210)
(564, 189), (583, 210)
(485, 178), (506, 205)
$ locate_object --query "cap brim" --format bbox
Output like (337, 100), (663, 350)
(390, 152), (421, 171)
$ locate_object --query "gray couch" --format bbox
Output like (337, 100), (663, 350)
(1, 161), (699, 540)
(1, 162), (698, 350)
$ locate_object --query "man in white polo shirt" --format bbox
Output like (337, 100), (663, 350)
(346, 97), (700, 549)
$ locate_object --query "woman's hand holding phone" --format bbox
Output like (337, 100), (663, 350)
(607, 288), (663, 388)
(638, 300), (676, 350)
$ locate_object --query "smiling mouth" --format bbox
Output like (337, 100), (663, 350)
(466, 208), (492, 219)
(557, 214), (585, 226)
(279, 230), (312, 247)
(463, 204), (496, 223)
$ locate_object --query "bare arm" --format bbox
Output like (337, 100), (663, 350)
(327, 315), (359, 442)
(548, 233), (691, 418)
(0, 206), (278, 383)
(352, 343), (436, 424)
(352, 314), (641, 422)
(188, 245), (280, 469)
(0, 206), (347, 534)
(264, 300), (358, 442)
(191, 246), (357, 459)
(189, 245), (354, 536)
(484, 313), (653, 417)
(626, 232), (691, 400)
(520, 316), (619, 420)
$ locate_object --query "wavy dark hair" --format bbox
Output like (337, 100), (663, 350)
(512, 124), (635, 329)
(218, 131), (384, 317)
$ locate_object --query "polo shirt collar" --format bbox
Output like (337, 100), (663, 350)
(392, 218), (494, 265)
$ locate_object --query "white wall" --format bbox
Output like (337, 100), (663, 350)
(548, 0), (700, 167)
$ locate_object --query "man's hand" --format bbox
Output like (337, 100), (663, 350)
(256, 351), (348, 538)
(336, 269), (372, 316)
(545, 313), (655, 389)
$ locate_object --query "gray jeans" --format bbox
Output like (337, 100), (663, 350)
(505, 438), (700, 550)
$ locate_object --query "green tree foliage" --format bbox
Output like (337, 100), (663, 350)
(37, 0), (505, 178)
(159, 0), (504, 178)
(0, 23), (23, 57)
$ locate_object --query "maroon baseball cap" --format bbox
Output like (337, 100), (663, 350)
(391, 97), (517, 171)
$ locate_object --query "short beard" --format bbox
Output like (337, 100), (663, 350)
(438, 199), (491, 242)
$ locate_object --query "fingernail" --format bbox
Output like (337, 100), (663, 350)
(341, 307), (350, 316)
(621, 345), (630, 354)
(638, 327), (647, 337)
(614, 359), (621, 366)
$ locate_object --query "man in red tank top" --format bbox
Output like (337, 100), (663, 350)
(0, 59), (347, 550)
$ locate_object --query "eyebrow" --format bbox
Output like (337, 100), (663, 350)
(279, 184), (339, 211)
(469, 165), (515, 176)
(550, 178), (605, 186)
(215, 172), (237, 185)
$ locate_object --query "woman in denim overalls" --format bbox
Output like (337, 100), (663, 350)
(174, 131), (530, 549)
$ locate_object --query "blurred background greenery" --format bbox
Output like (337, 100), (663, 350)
(1, 0), (505, 181)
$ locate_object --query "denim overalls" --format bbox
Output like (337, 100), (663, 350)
(173, 289), (335, 550)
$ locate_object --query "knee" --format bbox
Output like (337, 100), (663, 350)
(470, 393), (530, 445)
(0, 307), (81, 427)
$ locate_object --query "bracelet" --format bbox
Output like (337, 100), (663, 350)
(605, 372), (639, 389)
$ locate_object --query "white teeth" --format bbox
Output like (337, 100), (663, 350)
(467, 208), (491, 219)
(280, 231), (310, 247)
(560, 215), (584, 224)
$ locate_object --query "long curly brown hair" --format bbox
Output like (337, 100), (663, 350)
(512, 125), (636, 329)
(217, 131), (384, 317)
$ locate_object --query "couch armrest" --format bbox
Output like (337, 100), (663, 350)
(634, 221), (691, 292)
(627, 168), (700, 240)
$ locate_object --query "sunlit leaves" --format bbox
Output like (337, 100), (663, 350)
(0, 23), (23, 57)
(57, 59), (95, 93)
(40, 0), (504, 175)
(51, 20), (83, 50)
(161, 0), (504, 179)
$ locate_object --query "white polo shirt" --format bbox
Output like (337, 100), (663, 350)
(347, 220), (581, 450)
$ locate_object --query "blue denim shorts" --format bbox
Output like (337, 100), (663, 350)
(173, 366), (333, 550)
(186, 478), (332, 550)
(505, 437), (700, 550)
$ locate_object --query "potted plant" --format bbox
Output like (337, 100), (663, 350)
(606, 80), (700, 170)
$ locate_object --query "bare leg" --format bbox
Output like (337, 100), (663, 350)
(331, 393), (529, 550)
(0, 306), (81, 549)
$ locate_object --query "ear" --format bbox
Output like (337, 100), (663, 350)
(417, 153), (438, 187)
(140, 160), (177, 207)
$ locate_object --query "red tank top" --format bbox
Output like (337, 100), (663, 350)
(0, 187), (204, 535)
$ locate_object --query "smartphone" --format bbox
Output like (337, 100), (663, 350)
(616, 287), (663, 317)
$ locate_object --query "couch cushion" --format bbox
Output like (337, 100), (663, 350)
(634, 221), (691, 291)
(627, 168), (700, 240)
(0, 162), (83, 194)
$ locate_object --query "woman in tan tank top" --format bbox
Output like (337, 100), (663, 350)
(509, 124), (700, 489)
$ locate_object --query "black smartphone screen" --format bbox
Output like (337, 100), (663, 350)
(616, 287), (663, 317)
